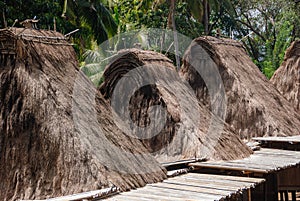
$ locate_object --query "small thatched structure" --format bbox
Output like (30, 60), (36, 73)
(0, 28), (166, 201)
(271, 40), (300, 111)
(180, 36), (300, 139)
(99, 49), (252, 163)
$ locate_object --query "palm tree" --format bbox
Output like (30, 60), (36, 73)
(62, 0), (117, 43)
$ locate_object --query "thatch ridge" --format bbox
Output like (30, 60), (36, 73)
(180, 36), (300, 139)
(0, 28), (166, 200)
(100, 48), (175, 98)
(99, 48), (252, 164)
(271, 40), (300, 110)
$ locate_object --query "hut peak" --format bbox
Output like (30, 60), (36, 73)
(271, 40), (300, 111)
(20, 19), (39, 29)
(180, 36), (300, 138)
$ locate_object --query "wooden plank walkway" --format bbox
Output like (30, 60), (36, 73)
(253, 136), (300, 150)
(24, 145), (300, 201)
(253, 136), (300, 143)
(189, 148), (300, 174)
(104, 173), (264, 201)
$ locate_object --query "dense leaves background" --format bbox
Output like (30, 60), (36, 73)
(0, 0), (299, 80)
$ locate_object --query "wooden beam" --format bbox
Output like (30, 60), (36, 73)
(189, 162), (269, 174)
(22, 188), (120, 201)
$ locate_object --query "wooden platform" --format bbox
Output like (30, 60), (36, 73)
(189, 148), (300, 201)
(104, 173), (264, 201)
(24, 144), (300, 201)
(253, 136), (300, 143)
(253, 136), (300, 150)
(189, 148), (300, 175)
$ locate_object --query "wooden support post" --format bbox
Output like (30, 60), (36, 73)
(280, 191), (284, 201)
(242, 189), (249, 201)
(264, 179), (268, 201)
(247, 188), (251, 201)
(264, 173), (278, 201)
(292, 191), (296, 201)
(284, 191), (288, 201)
(272, 173), (279, 201)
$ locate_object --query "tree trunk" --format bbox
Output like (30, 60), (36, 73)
(203, 0), (209, 35)
(167, 0), (174, 29)
(168, 0), (180, 71)
(2, 10), (7, 28)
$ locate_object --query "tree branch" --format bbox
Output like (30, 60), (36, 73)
(236, 18), (266, 42)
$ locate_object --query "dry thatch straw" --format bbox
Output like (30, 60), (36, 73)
(180, 36), (300, 139)
(99, 48), (252, 163)
(271, 40), (300, 111)
(0, 28), (166, 200)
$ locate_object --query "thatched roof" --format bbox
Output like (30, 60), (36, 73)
(180, 36), (300, 139)
(99, 48), (252, 163)
(271, 40), (300, 110)
(0, 28), (166, 200)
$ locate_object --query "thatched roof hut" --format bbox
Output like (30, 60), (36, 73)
(99, 48), (252, 163)
(180, 36), (300, 139)
(271, 40), (300, 111)
(0, 28), (166, 200)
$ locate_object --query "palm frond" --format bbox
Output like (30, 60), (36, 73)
(90, 71), (105, 86)
(64, 0), (118, 43)
(81, 63), (104, 76)
(83, 49), (104, 63)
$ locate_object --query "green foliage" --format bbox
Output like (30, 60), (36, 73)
(1, 0), (299, 80)
(74, 0), (117, 41)
(175, 1), (204, 38)
(0, 0), (117, 63)
(80, 40), (108, 86)
(262, 19), (294, 79)
(229, 0), (299, 78)
(111, 0), (209, 42)
(181, 0), (236, 35)
(62, 0), (118, 61)
(112, 0), (166, 32)
(0, 0), (69, 31)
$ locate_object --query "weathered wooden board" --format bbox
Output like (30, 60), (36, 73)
(104, 173), (264, 201)
(190, 148), (300, 174)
